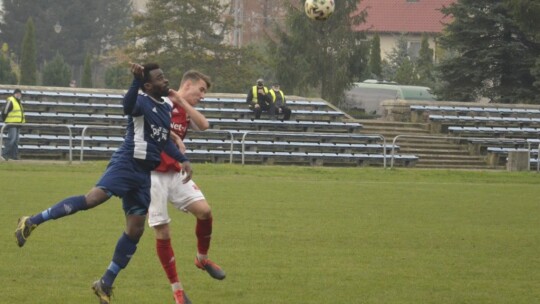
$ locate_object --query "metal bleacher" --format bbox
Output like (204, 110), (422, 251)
(411, 104), (540, 118)
(207, 118), (361, 133)
(0, 86), (419, 167)
(410, 103), (540, 168)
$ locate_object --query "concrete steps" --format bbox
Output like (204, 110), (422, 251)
(402, 149), (470, 156)
(356, 119), (495, 170)
(357, 122), (430, 139)
(413, 163), (504, 170)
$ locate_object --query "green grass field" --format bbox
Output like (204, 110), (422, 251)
(1, 162), (539, 304)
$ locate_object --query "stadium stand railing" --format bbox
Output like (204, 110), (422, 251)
(238, 131), (416, 167)
(0, 123), (75, 163)
(207, 118), (362, 133)
(0, 86), (419, 167)
(429, 114), (540, 133)
(410, 104), (540, 121)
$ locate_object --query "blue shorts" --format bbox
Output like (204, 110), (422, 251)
(96, 157), (152, 216)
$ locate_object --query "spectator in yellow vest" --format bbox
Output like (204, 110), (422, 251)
(246, 78), (272, 120)
(1, 89), (25, 160)
(270, 83), (292, 121)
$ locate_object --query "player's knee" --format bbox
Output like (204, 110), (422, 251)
(197, 207), (212, 220)
(153, 224), (171, 239)
(126, 216), (146, 240)
(85, 187), (110, 208)
(188, 200), (212, 219)
(126, 226), (145, 240)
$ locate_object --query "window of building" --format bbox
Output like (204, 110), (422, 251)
(407, 41), (422, 58)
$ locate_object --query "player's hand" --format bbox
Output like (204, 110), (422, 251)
(181, 161), (193, 183)
(129, 62), (144, 80)
(168, 90), (187, 107)
(168, 89), (179, 103)
(254, 104), (260, 109)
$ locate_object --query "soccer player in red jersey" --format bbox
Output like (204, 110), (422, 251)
(149, 70), (225, 304)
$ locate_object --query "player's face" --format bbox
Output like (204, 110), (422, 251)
(148, 69), (170, 97)
(185, 79), (207, 106)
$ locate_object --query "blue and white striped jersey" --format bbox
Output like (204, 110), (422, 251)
(111, 79), (188, 170)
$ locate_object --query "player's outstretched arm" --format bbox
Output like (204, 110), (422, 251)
(168, 89), (209, 131)
(164, 138), (189, 162)
(164, 138), (192, 183)
(170, 131), (186, 153)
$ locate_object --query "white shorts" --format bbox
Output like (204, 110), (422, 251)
(148, 170), (205, 227)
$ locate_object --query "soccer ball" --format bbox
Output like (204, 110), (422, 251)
(305, 0), (335, 21)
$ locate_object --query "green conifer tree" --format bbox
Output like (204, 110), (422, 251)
(20, 18), (37, 85)
(383, 35), (410, 83)
(125, 0), (239, 90)
(368, 34), (382, 80)
(437, 0), (540, 102)
(81, 53), (93, 88)
(416, 35), (435, 87)
(269, 0), (368, 104)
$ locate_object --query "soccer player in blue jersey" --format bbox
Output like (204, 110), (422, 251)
(14, 63), (193, 304)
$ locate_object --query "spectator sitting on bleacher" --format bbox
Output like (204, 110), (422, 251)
(246, 78), (272, 120)
(269, 83), (292, 121)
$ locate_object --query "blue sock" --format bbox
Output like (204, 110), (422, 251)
(30, 195), (88, 225)
(101, 233), (139, 287)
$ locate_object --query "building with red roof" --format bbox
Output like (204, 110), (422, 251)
(132, 0), (456, 60)
(354, 0), (456, 61)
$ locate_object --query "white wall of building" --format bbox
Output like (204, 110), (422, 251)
(132, 0), (147, 13)
(366, 33), (439, 62)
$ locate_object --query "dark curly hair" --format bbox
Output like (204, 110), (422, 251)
(141, 63), (160, 91)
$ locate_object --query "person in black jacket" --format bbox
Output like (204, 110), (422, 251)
(246, 78), (272, 120)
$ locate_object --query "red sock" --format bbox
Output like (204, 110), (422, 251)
(196, 217), (213, 255)
(156, 238), (179, 284)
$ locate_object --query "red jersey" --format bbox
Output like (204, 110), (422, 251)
(155, 102), (189, 172)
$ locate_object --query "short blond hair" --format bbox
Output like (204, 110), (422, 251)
(181, 70), (212, 89)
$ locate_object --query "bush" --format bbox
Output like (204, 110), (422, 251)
(42, 52), (71, 87)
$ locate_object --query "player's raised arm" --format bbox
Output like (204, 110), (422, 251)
(123, 63), (144, 115)
(164, 137), (188, 162)
(170, 131), (186, 153)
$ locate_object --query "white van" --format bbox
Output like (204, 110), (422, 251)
(344, 81), (436, 114)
